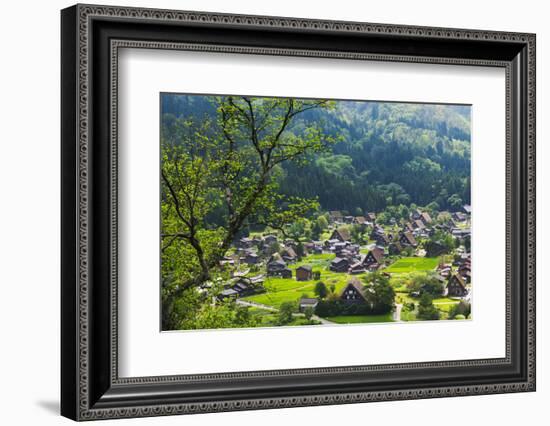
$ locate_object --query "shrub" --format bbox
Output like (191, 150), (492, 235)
(277, 302), (296, 325)
(417, 293), (440, 320)
(449, 301), (471, 319)
(314, 281), (328, 299)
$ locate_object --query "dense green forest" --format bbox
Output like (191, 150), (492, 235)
(161, 95), (471, 215)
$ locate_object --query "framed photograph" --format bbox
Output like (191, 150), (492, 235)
(61, 4), (536, 421)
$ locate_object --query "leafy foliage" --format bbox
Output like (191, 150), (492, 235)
(161, 95), (335, 329)
(417, 293), (441, 320)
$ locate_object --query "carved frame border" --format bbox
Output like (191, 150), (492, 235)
(62, 3), (536, 421)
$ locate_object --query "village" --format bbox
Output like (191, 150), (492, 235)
(206, 205), (472, 326)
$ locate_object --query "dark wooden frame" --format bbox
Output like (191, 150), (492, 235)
(61, 4), (536, 421)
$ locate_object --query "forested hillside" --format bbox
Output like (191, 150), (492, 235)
(161, 95), (471, 215)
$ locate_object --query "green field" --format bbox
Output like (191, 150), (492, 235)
(243, 253), (365, 308)
(433, 301), (461, 314)
(243, 253), (445, 323)
(385, 257), (439, 273)
(244, 273), (351, 308)
(432, 297), (461, 304)
(326, 313), (394, 324)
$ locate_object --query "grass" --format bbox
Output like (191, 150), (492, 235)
(244, 275), (351, 308)
(290, 253), (335, 270)
(385, 257), (439, 274)
(326, 313), (394, 324)
(434, 303), (460, 314)
(243, 252), (362, 308)
(432, 297), (461, 304)
(395, 292), (415, 305)
(400, 309), (417, 321)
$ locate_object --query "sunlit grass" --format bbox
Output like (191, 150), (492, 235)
(385, 257), (439, 273)
(326, 314), (394, 324)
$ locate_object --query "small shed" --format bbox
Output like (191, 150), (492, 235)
(296, 265), (313, 281)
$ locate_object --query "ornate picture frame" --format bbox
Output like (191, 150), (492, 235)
(61, 4), (536, 421)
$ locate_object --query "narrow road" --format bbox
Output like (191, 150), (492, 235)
(393, 303), (403, 322)
(236, 299), (277, 312)
(311, 314), (335, 325)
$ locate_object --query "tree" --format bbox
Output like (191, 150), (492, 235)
(288, 220), (306, 241)
(436, 211), (452, 225)
(265, 241), (281, 257)
(310, 220), (322, 240)
(377, 183), (410, 206)
(161, 96), (334, 328)
(375, 211), (390, 225)
(350, 224), (366, 244)
(424, 201), (439, 216)
(317, 215), (329, 230)
(405, 272), (445, 297)
(314, 281), (328, 299)
(449, 300), (471, 319)
(304, 307), (314, 321)
(447, 193), (463, 210)
(296, 241), (305, 260)
(277, 302), (295, 325)
(417, 293), (440, 320)
(427, 229), (455, 254)
(362, 273), (395, 314)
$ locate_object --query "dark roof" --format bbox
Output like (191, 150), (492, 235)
(449, 273), (466, 288)
(354, 216), (367, 224)
(331, 257), (348, 265)
(268, 259), (287, 268)
(233, 282), (249, 291)
(370, 247), (384, 263)
(363, 248), (384, 265)
(296, 264), (312, 272)
(401, 231), (417, 246)
(332, 227), (351, 241)
(420, 212), (432, 223)
(375, 233), (391, 243)
(282, 246), (297, 258)
(390, 241), (403, 251)
(339, 278), (367, 299)
(299, 297), (318, 305)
